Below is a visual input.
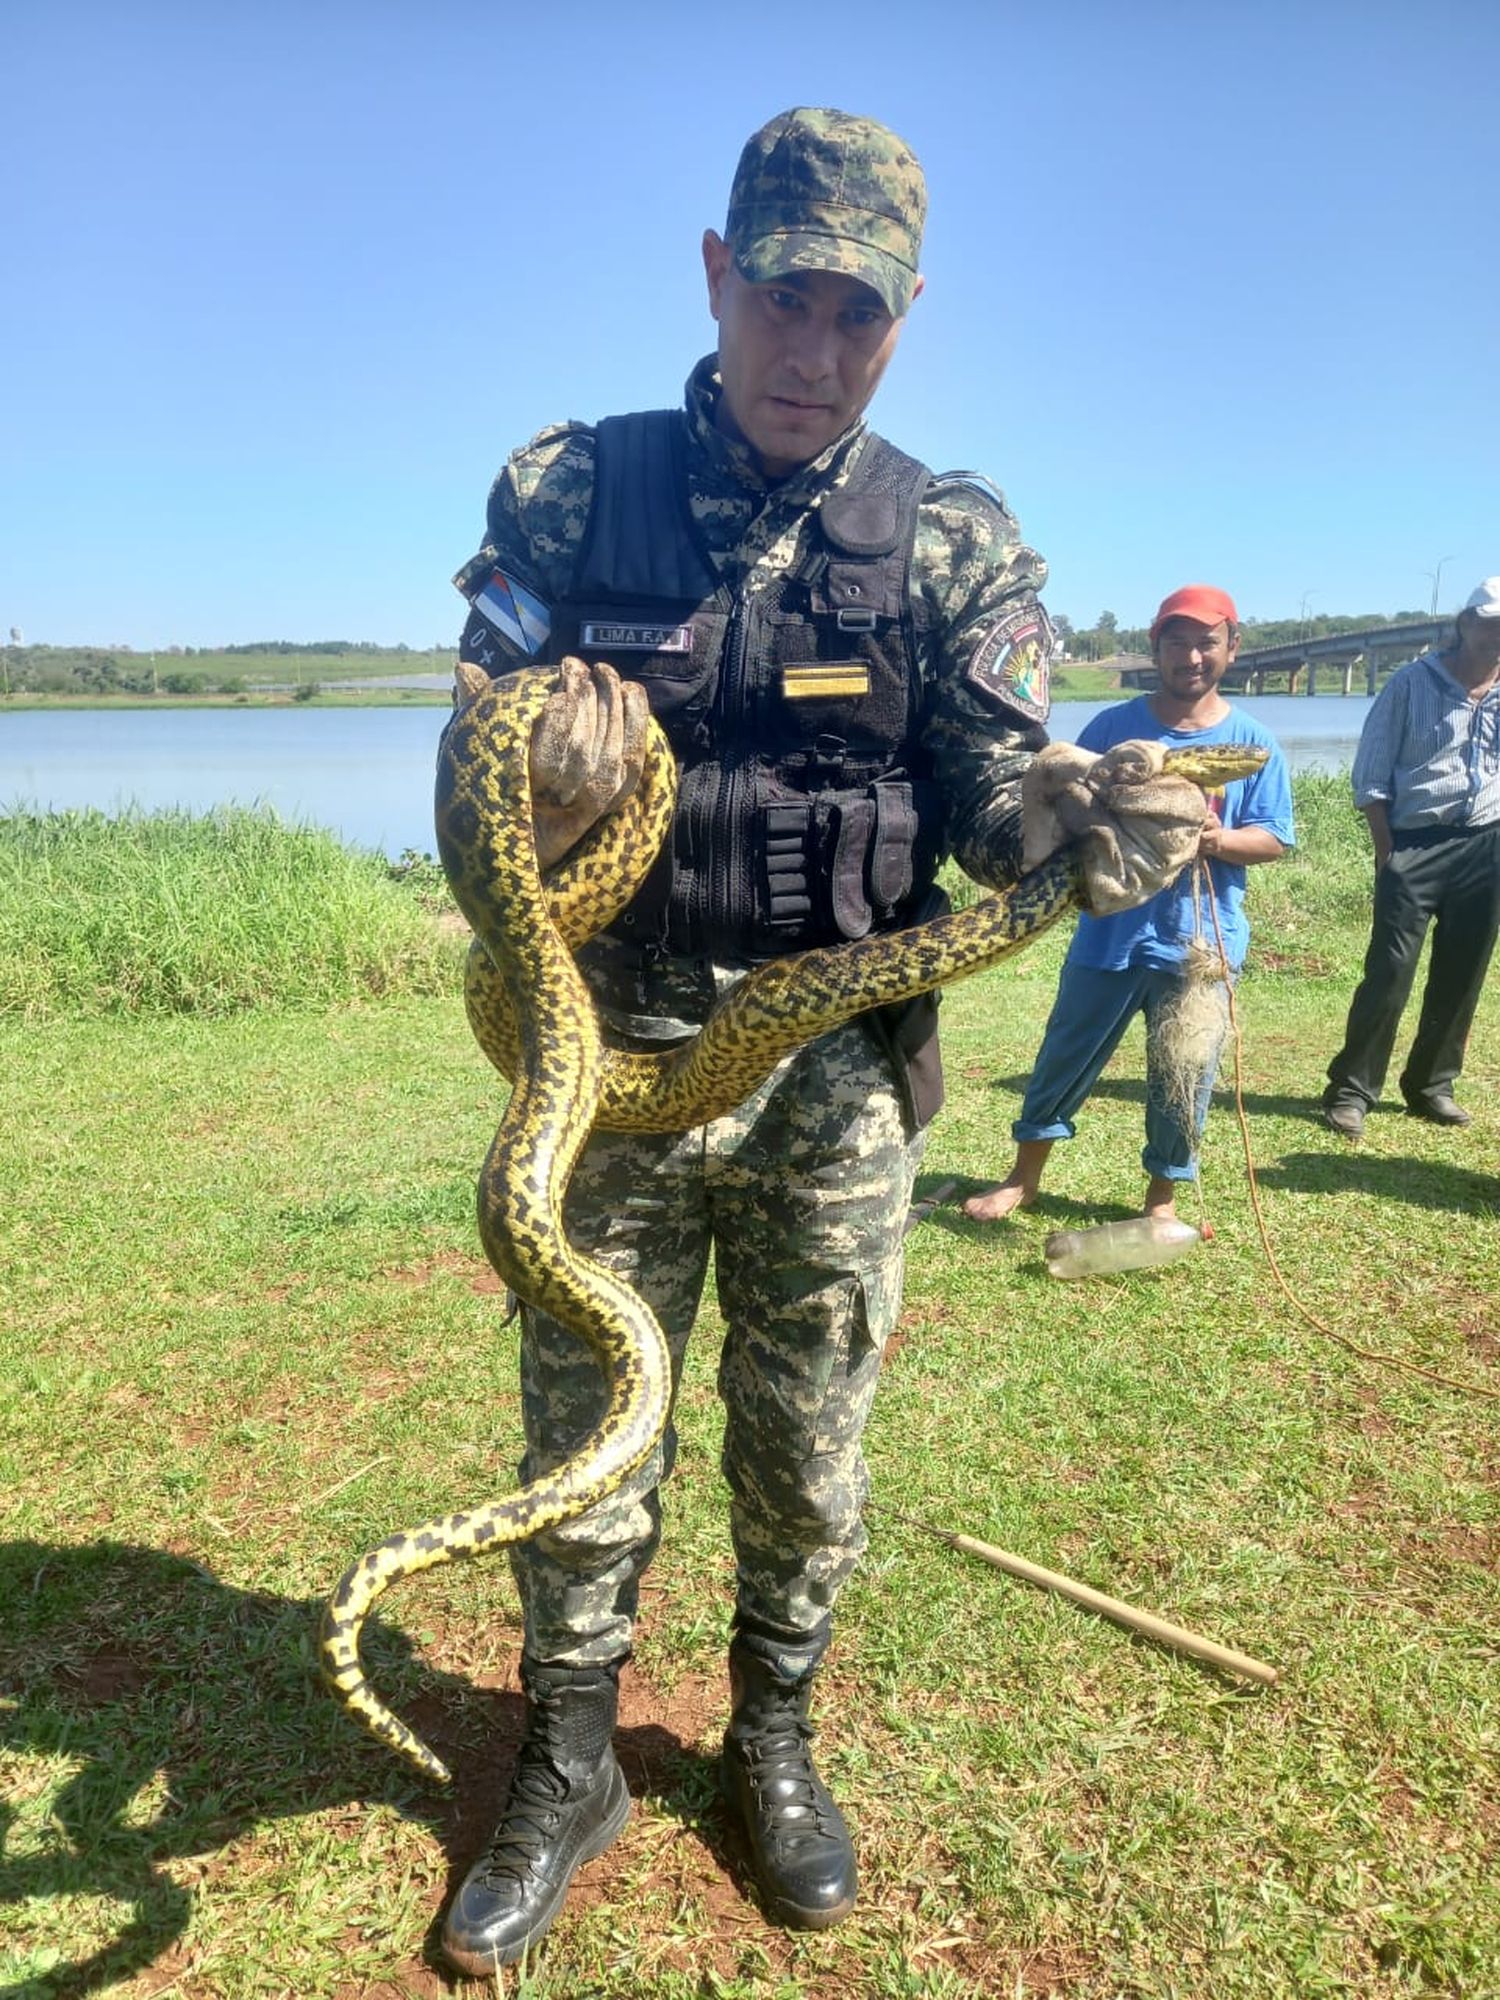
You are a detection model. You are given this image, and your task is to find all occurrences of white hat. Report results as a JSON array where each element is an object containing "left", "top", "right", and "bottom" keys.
[{"left": 1462, "top": 577, "right": 1500, "bottom": 619}]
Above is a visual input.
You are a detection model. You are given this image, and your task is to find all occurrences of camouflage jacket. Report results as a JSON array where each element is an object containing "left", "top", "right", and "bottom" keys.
[
  {"left": 454, "top": 355, "right": 1051, "bottom": 891},
  {"left": 452, "top": 358, "right": 1048, "bottom": 892}
]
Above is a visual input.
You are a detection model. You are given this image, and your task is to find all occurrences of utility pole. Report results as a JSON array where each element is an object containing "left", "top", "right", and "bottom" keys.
[{"left": 1426, "top": 557, "right": 1454, "bottom": 620}]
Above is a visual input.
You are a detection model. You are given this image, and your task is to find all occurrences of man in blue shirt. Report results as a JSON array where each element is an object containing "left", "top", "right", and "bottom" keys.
[
  {"left": 1322, "top": 577, "right": 1500, "bottom": 1139},
  {"left": 965, "top": 584, "right": 1294, "bottom": 1223}
]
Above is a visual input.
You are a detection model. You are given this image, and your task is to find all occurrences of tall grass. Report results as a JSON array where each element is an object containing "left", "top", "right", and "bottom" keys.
[
  {"left": 4, "top": 780, "right": 1370, "bottom": 1019},
  {"left": 0, "top": 806, "right": 463, "bottom": 1017}
]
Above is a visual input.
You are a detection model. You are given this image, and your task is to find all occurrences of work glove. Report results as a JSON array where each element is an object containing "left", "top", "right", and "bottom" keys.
[
  {"left": 528, "top": 657, "right": 651, "bottom": 872},
  {"left": 1021, "top": 739, "right": 1209, "bottom": 916}
]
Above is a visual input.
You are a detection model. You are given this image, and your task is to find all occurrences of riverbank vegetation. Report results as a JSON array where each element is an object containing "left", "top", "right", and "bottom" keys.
[
  {"left": 3, "top": 789, "right": 1495, "bottom": 1998},
  {"left": 0, "top": 643, "right": 455, "bottom": 706},
  {"left": 0, "top": 807, "right": 460, "bottom": 1016}
]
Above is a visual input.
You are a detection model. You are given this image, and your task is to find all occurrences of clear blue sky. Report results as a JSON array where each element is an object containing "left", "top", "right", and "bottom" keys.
[{"left": 4, "top": 0, "right": 1495, "bottom": 651}]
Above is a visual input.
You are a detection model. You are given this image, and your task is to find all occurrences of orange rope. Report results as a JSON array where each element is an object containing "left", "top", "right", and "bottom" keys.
[{"left": 1195, "top": 860, "right": 1495, "bottom": 1402}]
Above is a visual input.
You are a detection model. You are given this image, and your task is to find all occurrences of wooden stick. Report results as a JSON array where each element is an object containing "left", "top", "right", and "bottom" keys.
[
  {"left": 903, "top": 1177, "right": 962, "bottom": 1236},
  {"left": 888, "top": 1511, "right": 1279, "bottom": 1687},
  {"left": 297, "top": 1454, "right": 393, "bottom": 1514}
]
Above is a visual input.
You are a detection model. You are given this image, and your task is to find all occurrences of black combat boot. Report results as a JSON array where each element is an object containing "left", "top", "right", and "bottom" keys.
[
  {"left": 722, "top": 1620, "right": 857, "bottom": 1929},
  {"left": 441, "top": 1657, "right": 630, "bottom": 1976}
]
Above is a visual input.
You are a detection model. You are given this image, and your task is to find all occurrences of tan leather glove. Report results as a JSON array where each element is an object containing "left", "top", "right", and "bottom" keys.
[
  {"left": 1021, "top": 739, "right": 1210, "bottom": 915},
  {"left": 528, "top": 657, "right": 651, "bottom": 872}
]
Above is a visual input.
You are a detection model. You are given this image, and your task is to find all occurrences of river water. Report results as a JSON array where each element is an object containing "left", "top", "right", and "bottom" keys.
[{"left": 1, "top": 694, "right": 1367, "bottom": 860}]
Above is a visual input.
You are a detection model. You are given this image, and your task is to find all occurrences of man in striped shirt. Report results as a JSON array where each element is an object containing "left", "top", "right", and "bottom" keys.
[{"left": 1323, "top": 577, "right": 1500, "bottom": 1139}]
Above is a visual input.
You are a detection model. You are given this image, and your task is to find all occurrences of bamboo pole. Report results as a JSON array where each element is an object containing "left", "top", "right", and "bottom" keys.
[{"left": 888, "top": 1511, "right": 1279, "bottom": 1688}]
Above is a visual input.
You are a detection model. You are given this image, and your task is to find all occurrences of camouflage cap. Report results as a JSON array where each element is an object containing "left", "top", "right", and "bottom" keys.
[{"left": 724, "top": 107, "right": 926, "bottom": 317}]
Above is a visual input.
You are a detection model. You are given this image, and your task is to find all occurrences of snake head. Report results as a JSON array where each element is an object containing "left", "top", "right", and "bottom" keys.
[
  {"left": 453, "top": 660, "right": 493, "bottom": 710},
  {"left": 1159, "top": 743, "right": 1270, "bottom": 789}
]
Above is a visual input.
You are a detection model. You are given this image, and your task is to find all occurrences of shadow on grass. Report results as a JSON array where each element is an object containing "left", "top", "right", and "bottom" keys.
[
  {"left": 906, "top": 1170, "right": 1162, "bottom": 1242},
  {"left": 980, "top": 1070, "right": 1332, "bottom": 1123},
  {"left": 0, "top": 1539, "right": 718, "bottom": 1997},
  {"left": 1251, "top": 1150, "right": 1500, "bottom": 1213},
  {"left": 963, "top": 1080, "right": 1498, "bottom": 1214}
]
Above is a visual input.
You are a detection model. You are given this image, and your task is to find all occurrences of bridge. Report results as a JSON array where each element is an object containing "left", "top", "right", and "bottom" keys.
[{"left": 1118, "top": 619, "right": 1448, "bottom": 697}]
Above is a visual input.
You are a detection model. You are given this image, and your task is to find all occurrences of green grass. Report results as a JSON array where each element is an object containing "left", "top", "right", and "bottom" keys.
[
  {"left": 1, "top": 799, "right": 1496, "bottom": 1998},
  {"left": 0, "top": 807, "right": 463, "bottom": 1016}
]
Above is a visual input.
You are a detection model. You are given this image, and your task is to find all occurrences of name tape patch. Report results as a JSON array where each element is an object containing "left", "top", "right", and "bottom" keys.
[{"left": 580, "top": 621, "right": 694, "bottom": 654}]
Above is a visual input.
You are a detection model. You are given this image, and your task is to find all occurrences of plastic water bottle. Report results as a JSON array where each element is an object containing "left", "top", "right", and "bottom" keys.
[{"left": 1044, "top": 1216, "right": 1203, "bottom": 1280}]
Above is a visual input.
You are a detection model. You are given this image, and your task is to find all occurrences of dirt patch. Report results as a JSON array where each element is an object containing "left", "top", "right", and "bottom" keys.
[
  {"left": 383, "top": 1250, "right": 506, "bottom": 1297},
  {"left": 1401, "top": 1520, "right": 1499, "bottom": 1570},
  {"left": 1354, "top": 1387, "right": 1396, "bottom": 1441},
  {"left": 1461, "top": 1316, "right": 1498, "bottom": 1365},
  {"left": 329, "top": 1984, "right": 449, "bottom": 2000},
  {"left": 54, "top": 1644, "right": 153, "bottom": 1703},
  {"left": 1331, "top": 1483, "right": 1385, "bottom": 1521}
]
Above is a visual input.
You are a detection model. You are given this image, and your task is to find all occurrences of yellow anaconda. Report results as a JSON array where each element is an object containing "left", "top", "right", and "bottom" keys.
[{"left": 319, "top": 662, "right": 1267, "bottom": 1784}]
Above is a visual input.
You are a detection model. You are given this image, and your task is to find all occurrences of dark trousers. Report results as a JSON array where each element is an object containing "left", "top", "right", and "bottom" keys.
[{"left": 1326, "top": 823, "right": 1500, "bottom": 1109}]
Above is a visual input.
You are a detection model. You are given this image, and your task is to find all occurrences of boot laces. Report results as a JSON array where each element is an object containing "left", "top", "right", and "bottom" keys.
[
  {"left": 744, "top": 1712, "right": 838, "bottom": 1846},
  {"left": 472, "top": 1744, "right": 571, "bottom": 1885}
]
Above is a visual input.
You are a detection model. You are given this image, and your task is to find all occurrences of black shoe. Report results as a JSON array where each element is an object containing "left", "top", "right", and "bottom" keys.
[
  {"left": 722, "top": 1622, "right": 857, "bottom": 1930},
  {"left": 441, "top": 1659, "right": 630, "bottom": 1976},
  {"left": 1403, "top": 1092, "right": 1471, "bottom": 1127},
  {"left": 1323, "top": 1099, "right": 1365, "bottom": 1140}
]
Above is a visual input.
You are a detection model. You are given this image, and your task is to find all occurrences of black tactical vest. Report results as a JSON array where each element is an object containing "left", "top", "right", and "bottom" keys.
[{"left": 547, "top": 410, "right": 946, "bottom": 966}]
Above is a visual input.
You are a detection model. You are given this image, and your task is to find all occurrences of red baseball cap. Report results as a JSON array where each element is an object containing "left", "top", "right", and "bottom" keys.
[{"left": 1150, "top": 584, "right": 1239, "bottom": 642}]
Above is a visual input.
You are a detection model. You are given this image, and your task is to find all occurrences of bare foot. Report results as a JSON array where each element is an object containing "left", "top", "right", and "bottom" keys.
[
  {"left": 962, "top": 1180, "right": 1036, "bottom": 1222},
  {"left": 1142, "top": 1176, "right": 1179, "bottom": 1223}
]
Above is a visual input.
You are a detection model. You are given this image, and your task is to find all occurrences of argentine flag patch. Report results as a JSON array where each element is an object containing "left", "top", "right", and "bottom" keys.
[{"left": 473, "top": 566, "right": 551, "bottom": 657}]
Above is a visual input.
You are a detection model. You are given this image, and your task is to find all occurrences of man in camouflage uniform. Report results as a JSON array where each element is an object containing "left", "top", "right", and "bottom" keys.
[{"left": 440, "top": 107, "right": 1059, "bottom": 1974}]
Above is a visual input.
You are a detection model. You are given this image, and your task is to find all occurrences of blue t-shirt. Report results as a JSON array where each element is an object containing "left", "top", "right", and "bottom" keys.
[{"left": 1064, "top": 698, "right": 1294, "bottom": 974}]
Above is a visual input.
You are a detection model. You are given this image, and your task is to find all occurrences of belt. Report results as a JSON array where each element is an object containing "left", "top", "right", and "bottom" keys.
[{"left": 1390, "top": 820, "right": 1498, "bottom": 850}]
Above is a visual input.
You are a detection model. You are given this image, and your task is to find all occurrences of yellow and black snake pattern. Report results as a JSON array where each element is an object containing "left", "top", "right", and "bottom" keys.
[{"left": 319, "top": 662, "right": 1267, "bottom": 1784}]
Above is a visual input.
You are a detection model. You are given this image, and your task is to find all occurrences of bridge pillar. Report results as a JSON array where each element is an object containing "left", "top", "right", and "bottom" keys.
[
  {"left": 1306, "top": 659, "right": 1316, "bottom": 696},
  {"left": 1288, "top": 663, "right": 1303, "bottom": 696},
  {"left": 1341, "top": 659, "right": 1354, "bottom": 696}
]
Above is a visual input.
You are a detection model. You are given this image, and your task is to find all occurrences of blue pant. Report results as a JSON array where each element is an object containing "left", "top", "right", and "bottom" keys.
[{"left": 1014, "top": 963, "right": 1230, "bottom": 1182}]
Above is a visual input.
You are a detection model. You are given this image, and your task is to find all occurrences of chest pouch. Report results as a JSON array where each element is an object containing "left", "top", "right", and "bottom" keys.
[{"left": 763, "top": 480, "right": 917, "bottom": 760}]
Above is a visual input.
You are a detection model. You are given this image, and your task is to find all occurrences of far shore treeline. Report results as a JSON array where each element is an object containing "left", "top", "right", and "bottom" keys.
[
  {"left": 0, "top": 642, "right": 457, "bottom": 702},
  {"left": 0, "top": 608, "right": 1440, "bottom": 704}
]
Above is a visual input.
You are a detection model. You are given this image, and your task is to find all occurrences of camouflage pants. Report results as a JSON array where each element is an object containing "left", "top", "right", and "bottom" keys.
[{"left": 507, "top": 1008, "right": 923, "bottom": 1667}]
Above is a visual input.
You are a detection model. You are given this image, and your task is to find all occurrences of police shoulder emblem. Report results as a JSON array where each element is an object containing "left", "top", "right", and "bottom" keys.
[{"left": 965, "top": 601, "right": 1053, "bottom": 722}]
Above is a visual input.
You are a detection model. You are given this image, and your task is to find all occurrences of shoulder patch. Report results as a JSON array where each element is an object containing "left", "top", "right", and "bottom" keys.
[
  {"left": 467, "top": 565, "right": 551, "bottom": 657},
  {"left": 966, "top": 601, "right": 1054, "bottom": 722}
]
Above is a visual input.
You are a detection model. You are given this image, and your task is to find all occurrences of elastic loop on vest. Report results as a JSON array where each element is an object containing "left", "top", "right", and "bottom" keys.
[{"left": 830, "top": 798, "right": 876, "bottom": 939}]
